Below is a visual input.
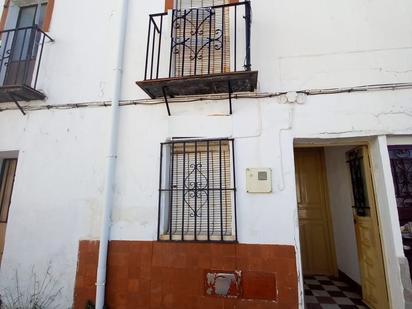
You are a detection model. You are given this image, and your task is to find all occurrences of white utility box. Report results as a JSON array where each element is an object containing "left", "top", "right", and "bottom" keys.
[{"left": 246, "top": 168, "right": 272, "bottom": 193}]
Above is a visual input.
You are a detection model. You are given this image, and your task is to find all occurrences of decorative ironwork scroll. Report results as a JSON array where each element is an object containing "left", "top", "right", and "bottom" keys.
[{"left": 171, "top": 7, "right": 226, "bottom": 76}]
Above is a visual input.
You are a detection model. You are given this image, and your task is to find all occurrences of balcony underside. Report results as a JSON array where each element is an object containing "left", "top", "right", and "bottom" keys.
[
  {"left": 0, "top": 85, "right": 45, "bottom": 103},
  {"left": 136, "top": 71, "right": 258, "bottom": 99}
]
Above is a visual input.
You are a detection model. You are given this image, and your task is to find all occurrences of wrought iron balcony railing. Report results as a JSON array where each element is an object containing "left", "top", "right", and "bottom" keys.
[
  {"left": 0, "top": 25, "right": 53, "bottom": 110},
  {"left": 137, "top": 1, "right": 258, "bottom": 103}
]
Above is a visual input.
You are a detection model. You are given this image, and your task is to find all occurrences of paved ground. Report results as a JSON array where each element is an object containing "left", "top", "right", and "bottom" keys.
[{"left": 304, "top": 275, "right": 367, "bottom": 309}]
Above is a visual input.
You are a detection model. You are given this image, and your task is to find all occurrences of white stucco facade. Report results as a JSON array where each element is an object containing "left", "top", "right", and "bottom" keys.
[{"left": 0, "top": 0, "right": 411, "bottom": 307}]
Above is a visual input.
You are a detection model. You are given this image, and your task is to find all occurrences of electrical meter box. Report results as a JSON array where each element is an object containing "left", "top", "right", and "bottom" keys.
[{"left": 246, "top": 168, "right": 272, "bottom": 193}]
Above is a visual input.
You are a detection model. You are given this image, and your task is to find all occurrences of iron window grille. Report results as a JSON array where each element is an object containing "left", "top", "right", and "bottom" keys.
[
  {"left": 346, "top": 148, "right": 370, "bottom": 217},
  {"left": 388, "top": 146, "right": 412, "bottom": 208},
  {"left": 158, "top": 138, "right": 237, "bottom": 242}
]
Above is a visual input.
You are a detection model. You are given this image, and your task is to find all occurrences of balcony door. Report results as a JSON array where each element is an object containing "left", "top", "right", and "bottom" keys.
[
  {"left": 172, "top": 0, "right": 230, "bottom": 77},
  {"left": 3, "top": 3, "right": 46, "bottom": 86}
]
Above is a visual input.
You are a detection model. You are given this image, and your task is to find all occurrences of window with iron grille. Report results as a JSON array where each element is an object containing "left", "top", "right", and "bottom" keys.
[
  {"left": 171, "top": 0, "right": 231, "bottom": 77},
  {"left": 158, "top": 139, "right": 237, "bottom": 242},
  {"left": 388, "top": 146, "right": 412, "bottom": 208},
  {"left": 346, "top": 148, "right": 371, "bottom": 217}
]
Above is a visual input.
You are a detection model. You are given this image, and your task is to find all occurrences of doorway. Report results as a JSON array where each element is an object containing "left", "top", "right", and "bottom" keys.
[{"left": 295, "top": 146, "right": 390, "bottom": 309}]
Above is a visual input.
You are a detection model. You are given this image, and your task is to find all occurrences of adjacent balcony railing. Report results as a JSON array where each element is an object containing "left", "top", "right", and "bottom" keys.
[
  {"left": 137, "top": 1, "right": 258, "bottom": 99},
  {"left": 0, "top": 25, "right": 53, "bottom": 104}
]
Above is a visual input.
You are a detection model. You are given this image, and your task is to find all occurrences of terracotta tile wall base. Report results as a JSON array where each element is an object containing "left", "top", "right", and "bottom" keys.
[{"left": 73, "top": 241, "right": 298, "bottom": 309}]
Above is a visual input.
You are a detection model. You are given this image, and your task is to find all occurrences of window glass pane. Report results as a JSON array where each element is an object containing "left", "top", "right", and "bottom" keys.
[
  {"left": 17, "top": 6, "right": 37, "bottom": 28},
  {"left": 17, "top": 4, "right": 47, "bottom": 28}
]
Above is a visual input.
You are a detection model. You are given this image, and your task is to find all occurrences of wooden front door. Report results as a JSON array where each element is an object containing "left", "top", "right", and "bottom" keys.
[
  {"left": 0, "top": 159, "right": 17, "bottom": 265},
  {"left": 346, "top": 146, "right": 389, "bottom": 309},
  {"left": 295, "top": 148, "right": 337, "bottom": 276}
]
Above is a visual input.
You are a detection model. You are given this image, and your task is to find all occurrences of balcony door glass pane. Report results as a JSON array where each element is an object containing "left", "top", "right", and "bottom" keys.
[
  {"left": 13, "top": 4, "right": 46, "bottom": 60},
  {"left": 4, "top": 4, "right": 46, "bottom": 85}
]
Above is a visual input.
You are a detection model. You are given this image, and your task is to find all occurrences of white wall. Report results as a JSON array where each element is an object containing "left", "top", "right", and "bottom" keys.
[
  {"left": 0, "top": 93, "right": 410, "bottom": 307},
  {"left": 0, "top": 0, "right": 410, "bottom": 108},
  {"left": 324, "top": 146, "right": 361, "bottom": 284}
]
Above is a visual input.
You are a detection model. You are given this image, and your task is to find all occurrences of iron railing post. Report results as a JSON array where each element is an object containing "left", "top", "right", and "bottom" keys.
[{"left": 244, "top": 0, "right": 251, "bottom": 71}]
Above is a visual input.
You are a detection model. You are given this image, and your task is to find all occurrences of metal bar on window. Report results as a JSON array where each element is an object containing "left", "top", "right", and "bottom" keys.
[
  {"left": 231, "top": 139, "right": 238, "bottom": 241},
  {"left": 181, "top": 10, "right": 187, "bottom": 78},
  {"left": 156, "top": 15, "right": 164, "bottom": 79},
  {"left": 194, "top": 9, "right": 199, "bottom": 76},
  {"left": 219, "top": 139, "right": 223, "bottom": 240},
  {"left": 157, "top": 144, "right": 164, "bottom": 240},
  {"left": 194, "top": 141, "right": 198, "bottom": 240},
  {"left": 169, "top": 9, "right": 175, "bottom": 78},
  {"left": 181, "top": 142, "right": 186, "bottom": 240},
  {"left": 144, "top": 17, "right": 152, "bottom": 80},
  {"left": 207, "top": 140, "right": 210, "bottom": 241},
  {"left": 234, "top": 5, "right": 237, "bottom": 72},
  {"left": 244, "top": 0, "right": 251, "bottom": 71},
  {"left": 150, "top": 17, "right": 156, "bottom": 80},
  {"left": 207, "top": 9, "right": 212, "bottom": 75},
  {"left": 169, "top": 144, "right": 175, "bottom": 240},
  {"left": 220, "top": 6, "right": 224, "bottom": 73}
]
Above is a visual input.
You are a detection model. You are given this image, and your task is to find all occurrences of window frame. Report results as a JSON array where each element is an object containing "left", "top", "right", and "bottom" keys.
[
  {"left": 157, "top": 138, "right": 238, "bottom": 242},
  {"left": 0, "top": 0, "right": 54, "bottom": 32}
]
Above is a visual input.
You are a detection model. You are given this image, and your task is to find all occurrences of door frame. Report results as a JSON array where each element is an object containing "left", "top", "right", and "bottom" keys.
[
  {"left": 295, "top": 147, "right": 338, "bottom": 277},
  {"left": 293, "top": 138, "right": 395, "bottom": 308}
]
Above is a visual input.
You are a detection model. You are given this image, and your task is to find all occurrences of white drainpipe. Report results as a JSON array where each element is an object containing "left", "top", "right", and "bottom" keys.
[{"left": 95, "top": 0, "right": 129, "bottom": 308}]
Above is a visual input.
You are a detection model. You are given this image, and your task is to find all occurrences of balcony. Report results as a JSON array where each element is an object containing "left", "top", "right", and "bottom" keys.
[
  {"left": 0, "top": 26, "right": 53, "bottom": 111},
  {"left": 136, "top": 1, "right": 257, "bottom": 105}
]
